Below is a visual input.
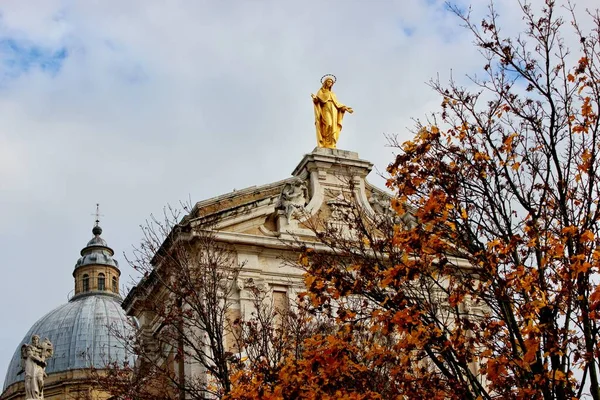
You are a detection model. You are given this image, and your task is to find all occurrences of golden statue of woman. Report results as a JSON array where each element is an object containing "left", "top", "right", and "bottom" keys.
[{"left": 311, "top": 74, "right": 353, "bottom": 149}]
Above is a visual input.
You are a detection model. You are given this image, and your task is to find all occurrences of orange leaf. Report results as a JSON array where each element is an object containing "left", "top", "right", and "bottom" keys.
[{"left": 581, "top": 230, "right": 595, "bottom": 242}]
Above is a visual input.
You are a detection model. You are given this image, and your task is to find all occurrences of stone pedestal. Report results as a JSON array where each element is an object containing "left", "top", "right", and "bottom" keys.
[
  {"left": 275, "top": 147, "right": 375, "bottom": 236},
  {"left": 292, "top": 147, "right": 373, "bottom": 180}
]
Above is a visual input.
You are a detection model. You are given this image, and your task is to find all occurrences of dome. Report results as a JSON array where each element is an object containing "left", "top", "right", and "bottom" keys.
[
  {"left": 86, "top": 236, "right": 108, "bottom": 247},
  {"left": 74, "top": 248, "right": 119, "bottom": 269},
  {"left": 3, "top": 294, "right": 132, "bottom": 391},
  {"left": 74, "top": 225, "right": 119, "bottom": 270}
]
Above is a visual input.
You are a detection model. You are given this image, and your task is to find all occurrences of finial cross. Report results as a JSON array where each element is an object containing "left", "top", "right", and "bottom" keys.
[{"left": 91, "top": 203, "right": 104, "bottom": 226}]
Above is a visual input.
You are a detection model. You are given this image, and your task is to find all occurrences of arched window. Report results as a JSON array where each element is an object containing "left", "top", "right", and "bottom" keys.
[
  {"left": 98, "top": 273, "right": 106, "bottom": 291},
  {"left": 82, "top": 274, "right": 89, "bottom": 292},
  {"left": 112, "top": 277, "right": 118, "bottom": 293}
]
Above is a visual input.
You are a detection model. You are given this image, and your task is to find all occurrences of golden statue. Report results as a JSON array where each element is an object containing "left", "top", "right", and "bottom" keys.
[{"left": 311, "top": 74, "right": 353, "bottom": 149}]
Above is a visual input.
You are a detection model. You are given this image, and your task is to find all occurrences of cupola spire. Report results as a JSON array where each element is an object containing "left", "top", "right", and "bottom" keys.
[
  {"left": 71, "top": 205, "right": 121, "bottom": 301},
  {"left": 91, "top": 203, "right": 104, "bottom": 235}
]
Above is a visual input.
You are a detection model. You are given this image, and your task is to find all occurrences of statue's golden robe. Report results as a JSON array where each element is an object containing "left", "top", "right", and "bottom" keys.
[{"left": 313, "top": 88, "right": 348, "bottom": 149}]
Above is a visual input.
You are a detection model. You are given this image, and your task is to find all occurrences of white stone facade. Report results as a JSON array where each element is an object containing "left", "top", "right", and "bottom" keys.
[{"left": 122, "top": 148, "right": 395, "bottom": 395}]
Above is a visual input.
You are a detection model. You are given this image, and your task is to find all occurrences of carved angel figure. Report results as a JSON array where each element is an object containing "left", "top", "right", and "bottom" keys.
[
  {"left": 21, "top": 335, "right": 53, "bottom": 399},
  {"left": 369, "top": 192, "right": 392, "bottom": 216},
  {"left": 276, "top": 178, "right": 308, "bottom": 221},
  {"left": 369, "top": 192, "right": 418, "bottom": 229}
]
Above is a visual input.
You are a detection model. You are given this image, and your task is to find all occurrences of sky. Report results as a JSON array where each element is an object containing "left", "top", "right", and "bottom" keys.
[{"left": 0, "top": 0, "right": 596, "bottom": 388}]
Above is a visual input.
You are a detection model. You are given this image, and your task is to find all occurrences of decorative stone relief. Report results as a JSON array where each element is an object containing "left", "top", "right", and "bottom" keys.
[
  {"left": 327, "top": 200, "right": 349, "bottom": 222},
  {"left": 369, "top": 192, "right": 418, "bottom": 229},
  {"left": 236, "top": 277, "right": 269, "bottom": 296},
  {"left": 275, "top": 178, "right": 309, "bottom": 222},
  {"left": 326, "top": 195, "right": 354, "bottom": 238},
  {"left": 324, "top": 188, "right": 343, "bottom": 200},
  {"left": 399, "top": 210, "right": 418, "bottom": 229},
  {"left": 369, "top": 192, "right": 392, "bottom": 216},
  {"left": 21, "top": 335, "right": 53, "bottom": 400}
]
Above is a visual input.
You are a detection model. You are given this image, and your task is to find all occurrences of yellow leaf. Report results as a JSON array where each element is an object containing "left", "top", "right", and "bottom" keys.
[
  {"left": 561, "top": 226, "right": 578, "bottom": 236},
  {"left": 474, "top": 152, "right": 490, "bottom": 162},
  {"left": 487, "top": 239, "right": 501, "bottom": 249},
  {"left": 553, "top": 370, "right": 566, "bottom": 381}
]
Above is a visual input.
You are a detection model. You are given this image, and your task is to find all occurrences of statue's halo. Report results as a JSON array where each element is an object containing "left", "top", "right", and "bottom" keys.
[{"left": 321, "top": 74, "right": 337, "bottom": 84}]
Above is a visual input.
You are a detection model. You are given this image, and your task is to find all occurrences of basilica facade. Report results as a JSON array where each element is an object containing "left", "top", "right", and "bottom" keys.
[{"left": 121, "top": 147, "right": 399, "bottom": 395}]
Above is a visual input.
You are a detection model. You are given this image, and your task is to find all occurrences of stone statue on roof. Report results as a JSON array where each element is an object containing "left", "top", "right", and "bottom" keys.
[
  {"left": 21, "top": 335, "right": 53, "bottom": 399},
  {"left": 276, "top": 177, "right": 308, "bottom": 221}
]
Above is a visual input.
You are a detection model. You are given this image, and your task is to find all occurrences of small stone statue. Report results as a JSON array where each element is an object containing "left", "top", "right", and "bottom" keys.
[
  {"left": 369, "top": 192, "right": 392, "bottom": 216},
  {"left": 276, "top": 178, "right": 308, "bottom": 221},
  {"left": 21, "top": 335, "right": 53, "bottom": 399},
  {"left": 369, "top": 192, "right": 418, "bottom": 229},
  {"left": 312, "top": 74, "right": 353, "bottom": 149},
  {"left": 399, "top": 210, "right": 418, "bottom": 229}
]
